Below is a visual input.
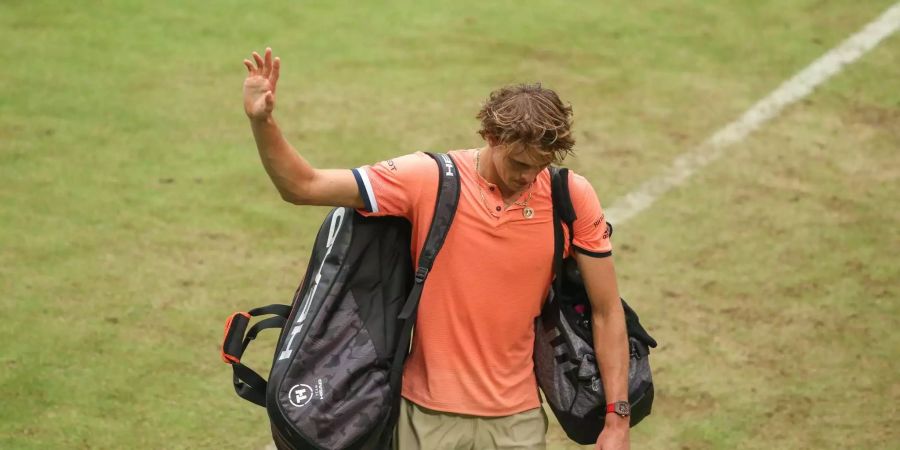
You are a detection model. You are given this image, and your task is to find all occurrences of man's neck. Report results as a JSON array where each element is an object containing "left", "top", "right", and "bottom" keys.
[
  {"left": 477, "top": 146, "right": 519, "bottom": 201},
  {"left": 476, "top": 145, "right": 495, "bottom": 181}
]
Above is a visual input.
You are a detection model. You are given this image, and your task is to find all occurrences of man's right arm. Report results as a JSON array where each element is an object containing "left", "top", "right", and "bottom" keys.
[
  {"left": 244, "top": 48, "right": 363, "bottom": 209},
  {"left": 249, "top": 116, "right": 363, "bottom": 208}
]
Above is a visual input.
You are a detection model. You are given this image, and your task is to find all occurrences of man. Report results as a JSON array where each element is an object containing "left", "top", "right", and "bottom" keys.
[{"left": 242, "top": 48, "right": 631, "bottom": 450}]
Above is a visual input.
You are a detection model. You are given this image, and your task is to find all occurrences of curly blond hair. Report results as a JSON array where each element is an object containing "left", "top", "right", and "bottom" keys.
[{"left": 476, "top": 83, "right": 575, "bottom": 164}]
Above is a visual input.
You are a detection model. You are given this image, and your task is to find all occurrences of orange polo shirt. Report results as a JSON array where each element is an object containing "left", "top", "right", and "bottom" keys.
[{"left": 351, "top": 149, "right": 612, "bottom": 416}]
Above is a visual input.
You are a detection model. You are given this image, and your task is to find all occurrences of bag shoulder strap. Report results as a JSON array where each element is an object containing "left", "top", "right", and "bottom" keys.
[
  {"left": 412, "top": 152, "right": 461, "bottom": 285},
  {"left": 389, "top": 151, "right": 460, "bottom": 391},
  {"left": 549, "top": 167, "right": 566, "bottom": 295},
  {"left": 384, "top": 152, "right": 460, "bottom": 446},
  {"left": 550, "top": 166, "right": 577, "bottom": 230},
  {"left": 550, "top": 167, "right": 614, "bottom": 251}
]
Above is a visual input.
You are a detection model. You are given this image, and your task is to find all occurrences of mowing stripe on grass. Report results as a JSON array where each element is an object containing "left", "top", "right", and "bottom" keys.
[{"left": 605, "top": 2, "right": 900, "bottom": 225}]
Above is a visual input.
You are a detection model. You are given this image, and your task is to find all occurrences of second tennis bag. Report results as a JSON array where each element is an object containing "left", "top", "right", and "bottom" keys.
[{"left": 533, "top": 167, "right": 658, "bottom": 445}]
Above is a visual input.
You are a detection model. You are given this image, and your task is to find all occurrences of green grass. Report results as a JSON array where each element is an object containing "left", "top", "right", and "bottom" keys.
[{"left": 2, "top": 0, "right": 898, "bottom": 448}]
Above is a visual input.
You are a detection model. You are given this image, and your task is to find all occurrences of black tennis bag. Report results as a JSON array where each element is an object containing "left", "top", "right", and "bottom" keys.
[
  {"left": 533, "top": 167, "right": 658, "bottom": 445},
  {"left": 220, "top": 153, "right": 460, "bottom": 450}
]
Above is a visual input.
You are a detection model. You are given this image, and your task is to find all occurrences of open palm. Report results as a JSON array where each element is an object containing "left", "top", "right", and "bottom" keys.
[{"left": 243, "top": 48, "right": 280, "bottom": 121}]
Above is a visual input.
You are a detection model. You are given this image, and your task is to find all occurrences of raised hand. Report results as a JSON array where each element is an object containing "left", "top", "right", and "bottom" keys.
[{"left": 243, "top": 47, "right": 281, "bottom": 121}]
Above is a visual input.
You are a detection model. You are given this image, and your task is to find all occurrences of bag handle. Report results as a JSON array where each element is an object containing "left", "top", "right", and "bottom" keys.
[{"left": 220, "top": 304, "right": 291, "bottom": 407}]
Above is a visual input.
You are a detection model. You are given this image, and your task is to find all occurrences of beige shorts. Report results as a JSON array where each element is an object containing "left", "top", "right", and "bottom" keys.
[{"left": 394, "top": 397, "right": 548, "bottom": 450}]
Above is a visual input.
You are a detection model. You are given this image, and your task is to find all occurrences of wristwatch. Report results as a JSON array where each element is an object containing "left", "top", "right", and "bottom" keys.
[{"left": 606, "top": 401, "right": 630, "bottom": 417}]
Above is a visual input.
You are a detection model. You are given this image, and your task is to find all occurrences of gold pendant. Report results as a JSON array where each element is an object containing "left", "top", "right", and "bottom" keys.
[{"left": 523, "top": 207, "right": 534, "bottom": 219}]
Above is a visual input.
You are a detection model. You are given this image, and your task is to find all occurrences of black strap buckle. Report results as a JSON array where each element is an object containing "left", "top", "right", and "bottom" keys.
[{"left": 414, "top": 267, "right": 429, "bottom": 283}]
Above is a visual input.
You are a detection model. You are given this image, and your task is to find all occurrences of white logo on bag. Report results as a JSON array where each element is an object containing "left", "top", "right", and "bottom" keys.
[
  {"left": 439, "top": 154, "right": 455, "bottom": 177},
  {"left": 286, "top": 379, "right": 326, "bottom": 408},
  {"left": 278, "top": 209, "right": 346, "bottom": 361},
  {"left": 288, "top": 384, "right": 314, "bottom": 407}
]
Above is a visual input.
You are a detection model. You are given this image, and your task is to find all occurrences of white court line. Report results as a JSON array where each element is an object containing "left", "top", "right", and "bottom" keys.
[
  {"left": 261, "top": 4, "right": 900, "bottom": 450},
  {"left": 605, "top": 2, "right": 900, "bottom": 225}
]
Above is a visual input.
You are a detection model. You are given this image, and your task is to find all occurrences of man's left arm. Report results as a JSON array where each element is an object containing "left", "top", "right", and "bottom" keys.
[{"left": 574, "top": 252, "right": 630, "bottom": 450}]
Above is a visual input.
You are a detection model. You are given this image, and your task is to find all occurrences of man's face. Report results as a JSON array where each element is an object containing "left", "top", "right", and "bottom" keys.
[{"left": 491, "top": 144, "right": 553, "bottom": 195}]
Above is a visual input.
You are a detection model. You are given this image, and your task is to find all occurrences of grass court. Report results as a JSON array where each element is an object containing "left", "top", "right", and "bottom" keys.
[{"left": 2, "top": 1, "right": 898, "bottom": 448}]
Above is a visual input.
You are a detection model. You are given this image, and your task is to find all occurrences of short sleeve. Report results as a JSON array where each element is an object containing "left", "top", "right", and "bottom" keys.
[
  {"left": 352, "top": 152, "right": 435, "bottom": 219},
  {"left": 567, "top": 172, "right": 613, "bottom": 258}
]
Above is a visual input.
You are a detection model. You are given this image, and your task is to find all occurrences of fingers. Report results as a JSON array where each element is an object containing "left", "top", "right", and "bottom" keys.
[
  {"left": 246, "top": 48, "right": 277, "bottom": 78},
  {"left": 252, "top": 51, "right": 265, "bottom": 75},
  {"left": 271, "top": 57, "right": 281, "bottom": 92}
]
